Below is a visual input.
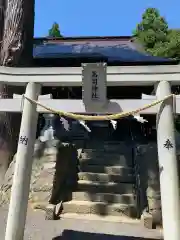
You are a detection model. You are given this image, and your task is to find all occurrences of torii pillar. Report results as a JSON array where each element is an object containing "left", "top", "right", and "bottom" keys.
[
  {"left": 5, "top": 82, "right": 41, "bottom": 240},
  {"left": 156, "top": 81, "right": 180, "bottom": 240}
]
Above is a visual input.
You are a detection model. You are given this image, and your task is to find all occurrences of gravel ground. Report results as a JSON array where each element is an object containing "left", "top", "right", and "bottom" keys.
[{"left": 0, "top": 207, "right": 163, "bottom": 240}]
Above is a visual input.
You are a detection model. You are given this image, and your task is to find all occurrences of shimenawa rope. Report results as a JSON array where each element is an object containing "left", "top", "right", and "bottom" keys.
[{"left": 23, "top": 94, "right": 174, "bottom": 121}]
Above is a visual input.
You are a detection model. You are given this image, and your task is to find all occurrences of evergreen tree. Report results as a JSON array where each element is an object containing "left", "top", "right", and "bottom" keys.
[
  {"left": 48, "top": 22, "right": 62, "bottom": 38},
  {"left": 134, "top": 8, "right": 180, "bottom": 59},
  {"left": 134, "top": 8, "right": 168, "bottom": 56}
]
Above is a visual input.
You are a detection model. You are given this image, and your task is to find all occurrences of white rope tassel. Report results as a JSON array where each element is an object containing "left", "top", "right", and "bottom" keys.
[
  {"left": 79, "top": 120, "right": 91, "bottom": 132},
  {"left": 133, "top": 114, "right": 148, "bottom": 123},
  {"left": 110, "top": 120, "right": 117, "bottom": 130},
  {"left": 60, "top": 117, "right": 70, "bottom": 131}
]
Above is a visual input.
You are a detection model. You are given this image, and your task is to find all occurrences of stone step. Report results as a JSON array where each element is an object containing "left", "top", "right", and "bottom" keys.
[
  {"left": 71, "top": 136, "right": 86, "bottom": 140},
  {"left": 78, "top": 172, "right": 135, "bottom": 183},
  {"left": 83, "top": 146, "right": 131, "bottom": 154},
  {"left": 60, "top": 213, "right": 139, "bottom": 224},
  {"left": 81, "top": 150, "right": 130, "bottom": 156},
  {"left": 71, "top": 192, "right": 136, "bottom": 204},
  {"left": 104, "top": 147, "right": 132, "bottom": 153},
  {"left": 79, "top": 165, "right": 133, "bottom": 175},
  {"left": 81, "top": 149, "right": 132, "bottom": 159},
  {"left": 62, "top": 200, "right": 137, "bottom": 218},
  {"left": 79, "top": 156, "right": 133, "bottom": 167},
  {"left": 85, "top": 141, "right": 128, "bottom": 147},
  {"left": 104, "top": 141, "right": 128, "bottom": 144},
  {"left": 77, "top": 180, "right": 134, "bottom": 194}
]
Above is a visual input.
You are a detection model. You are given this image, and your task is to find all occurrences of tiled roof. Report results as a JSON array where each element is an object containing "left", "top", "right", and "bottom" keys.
[{"left": 33, "top": 36, "right": 173, "bottom": 63}]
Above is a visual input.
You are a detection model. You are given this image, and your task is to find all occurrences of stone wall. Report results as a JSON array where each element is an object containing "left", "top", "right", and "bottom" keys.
[
  {"left": 135, "top": 130, "right": 180, "bottom": 226},
  {"left": 0, "top": 140, "right": 79, "bottom": 208},
  {"left": 135, "top": 143, "right": 161, "bottom": 225}
]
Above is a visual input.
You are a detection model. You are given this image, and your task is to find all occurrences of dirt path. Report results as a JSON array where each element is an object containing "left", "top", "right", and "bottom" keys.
[{"left": 0, "top": 207, "right": 163, "bottom": 240}]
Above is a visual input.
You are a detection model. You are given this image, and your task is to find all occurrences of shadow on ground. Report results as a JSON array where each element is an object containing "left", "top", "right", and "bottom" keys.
[{"left": 52, "top": 230, "right": 158, "bottom": 240}]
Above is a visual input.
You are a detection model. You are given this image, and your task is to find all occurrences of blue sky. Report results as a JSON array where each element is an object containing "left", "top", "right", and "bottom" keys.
[{"left": 34, "top": 0, "right": 180, "bottom": 37}]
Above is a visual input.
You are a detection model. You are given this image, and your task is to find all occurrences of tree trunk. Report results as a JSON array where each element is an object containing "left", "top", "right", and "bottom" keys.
[
  {"left": 0, "top": 0, "right": 5, "bottom": 45},
  {"left": 0, "top": 0, "right": 35, "bottom": 183},
  {"left": 0, "top": 0, "right": 11, "bottom": 183},
  {"left": 1, "top": 0, "right": 35, "bottom": 66}
]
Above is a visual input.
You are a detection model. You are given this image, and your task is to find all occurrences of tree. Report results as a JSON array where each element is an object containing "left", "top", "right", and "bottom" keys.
[
  {"left": 0, "top": 0, "right": 5, "bottom": 48},
  {"left": 165, "top": 29, "right": 180, "bottom": 59},
  {"left": 134, "top": 8, "right": 169, "bottom": 56},
  {"left": 48, "top": 22, "right": 62, "bottom": 38},
  {"left": 0, "top": 0, "right": 35, "bottom": 182},
  {"left": 1, "top": 0, "right": 35, "bottom": 66},
  {"left": 0, "top": 0, "right": 11, "bottom": 184},
  {"left": 134, "top": 8, "right": 180, "bottom": 59}
]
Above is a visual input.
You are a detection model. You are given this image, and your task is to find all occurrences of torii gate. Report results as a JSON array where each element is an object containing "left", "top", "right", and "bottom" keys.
[{"left": 2, "top": 63, "right": 180, "bottom": 240}]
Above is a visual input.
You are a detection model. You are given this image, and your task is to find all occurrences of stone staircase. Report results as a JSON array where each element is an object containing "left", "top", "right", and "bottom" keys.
[{"left": 62, "top": 141, "right": 138, "bottom": 219}]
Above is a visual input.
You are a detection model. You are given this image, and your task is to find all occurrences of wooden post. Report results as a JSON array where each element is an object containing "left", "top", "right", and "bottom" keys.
[
  {"left": 156, "top": 81, "right": 180, "bottom": 240},
  {"left": 5, "top": 82, "right": 41, "bottom": 240}
]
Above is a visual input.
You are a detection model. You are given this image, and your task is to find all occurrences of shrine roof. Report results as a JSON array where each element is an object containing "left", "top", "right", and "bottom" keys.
[{"left": 33, "top": 36, "right": 177, "bottom": 66}]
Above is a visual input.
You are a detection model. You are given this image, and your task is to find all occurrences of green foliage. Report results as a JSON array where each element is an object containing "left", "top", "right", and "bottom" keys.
[
  {"left": 48, "top": 22, "right": 62, "bottom": 38},
  {"left": 134, "top": 8, "right": 180, "bottom": 59},
  {"left": 165, "top": 29, "right": 180, "bottom": 59}
]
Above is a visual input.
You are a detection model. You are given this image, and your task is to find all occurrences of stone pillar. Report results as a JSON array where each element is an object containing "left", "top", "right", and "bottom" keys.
[
  {"left": 5, "top": 83, "right": 41, "bottom": 240},
  {"left": 156, "top": 81, "right": 180, "bottom": 240}
]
